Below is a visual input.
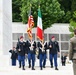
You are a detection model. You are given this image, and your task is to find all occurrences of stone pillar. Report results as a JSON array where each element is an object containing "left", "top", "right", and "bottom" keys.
[
  {"left": 0, "top": 0, "right": 3, "bottom": 55},
  {"left": 0, "top": 0, "right": 12, "bottom": 55}
]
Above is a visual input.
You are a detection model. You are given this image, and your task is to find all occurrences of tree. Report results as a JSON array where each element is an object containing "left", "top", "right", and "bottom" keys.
[
  {"left": 57, "top": 11, "right": 72, "bottom": 23},
  {"left": 58, "top": 0, "right": 72, "bottom": 12},
  {"left": 71, "top": 0, "right": 76, "bottom": 12},
  {"left": 12, "top": 0, "right": 22, "bottom": 22},
  {"left": 58, "top": 0, "right": 72, "bottom": 23},
  {"left": 69, "top": 11, "right": 76, "bottom": 37},
  {"left": 20, "top": 0, "right": 64, "bottom": 30}
]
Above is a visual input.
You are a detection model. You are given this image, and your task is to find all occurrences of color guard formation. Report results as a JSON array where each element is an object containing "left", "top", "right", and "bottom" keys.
[{"left": 9, "top": 35, "right": 60, "bottom": 70}]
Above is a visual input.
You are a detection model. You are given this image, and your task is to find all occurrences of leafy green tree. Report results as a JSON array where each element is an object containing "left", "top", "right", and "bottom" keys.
[
  {"left": 12, "top": 0, "right": 76, "bottom": 26},
  {"left": 58, "top": 0, "right": 72, "bottom": 23},
  {"left": 71, "top": 0, "right": 76, "bottom": 12},
  {"left": 69, "top": 11, "right": 76, "bottom": 37},
  {"left": 12, "top": 0, "right": 22, "bottom": 22},
  {"left": 57, "top": 11, "right": 72, "bottom": 23},
  {"left": 58, "top": 0, "right": 72, "bottom": 12},
  {"left": 20, "top": 0, "right": 64, "bottom": 30}
]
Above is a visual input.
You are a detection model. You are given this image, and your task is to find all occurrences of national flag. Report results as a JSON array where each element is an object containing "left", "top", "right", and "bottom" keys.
[
  {"left": 27, "top": 7, "right": 34, "bottom": 40},
  {"left": 37, "top": 6, "right": 44, "bottom": 41}
]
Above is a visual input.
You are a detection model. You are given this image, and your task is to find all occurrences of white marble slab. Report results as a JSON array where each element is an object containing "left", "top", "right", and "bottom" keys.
[{"left": 0, "top": 0, "right": 12, "bottom": 55}]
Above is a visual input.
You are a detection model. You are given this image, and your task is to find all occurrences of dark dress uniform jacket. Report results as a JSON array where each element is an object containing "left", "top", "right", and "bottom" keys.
[
  {"left": 37, "top": 42, "right": 43, "bottom": 54},
  {"left": 26, "top": 40, "right": 36, "bottom": 54},
  {"left": 25, "top": 40, "right": 31, "bottom": 54},
  {"left": 43, "top": 42, "right": 48, "bottom": 54},
  {"left": 48, "top": 40, "right": 60, "bottom": 54},
  {"left": 31, "top": 41, "right": 36, "bottom": 54},
  {"left": 16, "top": 41, "right": 27, "bottom": 56},
  {"left": 9, "top": 50, "right": 18, "bottom": 59}
]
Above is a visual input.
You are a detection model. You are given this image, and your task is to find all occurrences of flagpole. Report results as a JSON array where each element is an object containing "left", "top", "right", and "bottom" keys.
[
  {"left": 28, "top": 0, "right": 33, "bottom": 44},
  {"left": 38, "top": 0, "right": 40, "bottom": 7},
  {"left": 30, "top": 2, "right": 32, "bottom": 42},
  {"left": 39, "top": 5, "right": 44, "bottom": 51},
  {"left": 38, "top": 4, "right": 44, "bottom": 51}
]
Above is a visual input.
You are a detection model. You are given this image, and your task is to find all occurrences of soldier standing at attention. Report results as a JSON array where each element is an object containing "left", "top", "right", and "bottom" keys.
[
  {"left": 16, "top": 36, "right": 27, "bottom": 70},
  {"left": 48, "top": 36, "right": 60, "bottom": 70},
  {"left": 69, "top": 29, "right": 76, "bottom": 75},
  {"left": 9, "top": 47, "right": 17, "bottom": 66},
  {"left": 61, "top": 53, "right": 67, "bottom": 66}
]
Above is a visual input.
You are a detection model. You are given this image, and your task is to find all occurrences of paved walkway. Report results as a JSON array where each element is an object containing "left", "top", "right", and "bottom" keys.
[
  {"left": 0, "top": 55, "right": 74, "bottom": 75},
  {"left": 0, "top": 64, "right": 74, "bottom": 75}
]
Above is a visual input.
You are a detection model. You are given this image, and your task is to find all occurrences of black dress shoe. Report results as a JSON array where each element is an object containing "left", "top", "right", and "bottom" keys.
[
  {"left": 51, "top": 65, "right": 53, "bottom": 68},
  {"left": 32, "top": 68, "right": 35, "bottom": 70},
  {"left": 22, "top": 65, "right": 25, "bottom": 70},
  {"left": 43, "top": 66, "right": 45, "bottom": 68},
  {"left": 40, "top": 67, "right": 43, "bottom": 70},
  {"left": 19, "top": 65, "right": 21, "bottom": 68},
  {"left": 22, "top": 68, "right": 25, "bottom": 70},
  {"left": 55, "top": 68, "right": 59, "bottom": 70}
]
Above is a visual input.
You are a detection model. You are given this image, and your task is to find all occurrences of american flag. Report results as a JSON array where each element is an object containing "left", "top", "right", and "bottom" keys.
[{"left": 27, "top": 7, "right": 34, "bottom": 40}]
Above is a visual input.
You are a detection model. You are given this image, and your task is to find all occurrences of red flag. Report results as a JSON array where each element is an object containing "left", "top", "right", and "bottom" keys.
[{"left": 27, "top": 8, "right": 34, "bottom": 40}]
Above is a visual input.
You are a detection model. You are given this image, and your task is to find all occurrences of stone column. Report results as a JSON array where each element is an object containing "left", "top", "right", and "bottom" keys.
[{"left": 0, "top": 0, "right": 12, "bottom": 55}]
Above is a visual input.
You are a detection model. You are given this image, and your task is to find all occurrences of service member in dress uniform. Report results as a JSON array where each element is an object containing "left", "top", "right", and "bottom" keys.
[
  {"left": 42, "top": 41, "right": 48, "bottom": 68},
  {"left": 9, "top": 47, "right": 18, "bottom": 66},
  {"left": 26, "top": 40, "right": 31, "bottom": 68},
  {"left": 37, "top": 41, "right": 47, "bottom": 70},
  {"left": 61, "top": 53, "right": 67, "bottom": 66},
  {"left": 48, "top": 36, "right": 60, "bottom": 70},
  {"left": 27, "top": 40, "right": 36, "bottom": 70},
  {"left": 16, "top": 36, "right": 27, "bottom": 70},
  {"left": 69, "top": 29, "right": 76, "bottom": 75}
]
